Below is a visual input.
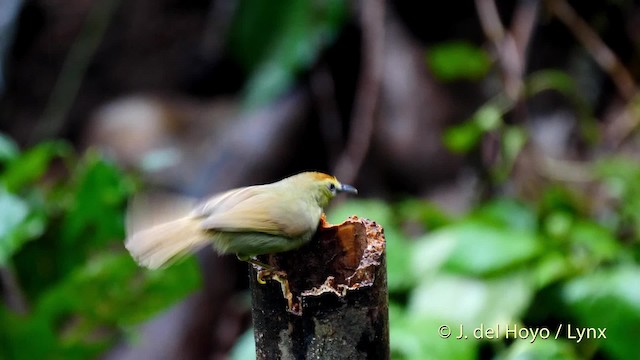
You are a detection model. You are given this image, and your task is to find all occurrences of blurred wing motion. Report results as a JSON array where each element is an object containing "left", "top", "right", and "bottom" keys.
[
  {"left": 125, "top": 192, "right": 206, "bottom": 269},
  {"left": 125, "top": 183, "right": 309, "bottom": 269}
]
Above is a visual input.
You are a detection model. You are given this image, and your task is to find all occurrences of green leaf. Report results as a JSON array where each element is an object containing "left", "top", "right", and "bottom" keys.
[
  {"left": 470, "top": 198, "right": 537, "bottom": 232},
  {"left": 502, "top": 126, "right": 527, "bottom": 164},
  {"left": 443, "top": 121, "right": 483, "bottom": 153},
  {"left": 0, "top": 132, "right": 19, "bottom": 162},
  {"left": 534, "top": 251, "right": 572, "bottom": 288},
  {"left": 0, "top": 190, "right": 28, "bottom": 259},
  {"left": 474, "top": 104, "right": 502, "bottom": 131},
  {"left": 415, "top": 222, "right": 541, "bottom": 276},
  {"left": 408, "top": 273, "right": 534, "bottom": 331},
  {"left": 384, "top": 228, "right": 415, "bottom": 292},
  {"left": 543, "top": 211, "right": 574, "bottom": 240},
  {"left": 390, "top": 303, "right": 477, "bottom": 360},
  {"left": 561, "top": 266, "right": 640, "bottom": 360},
  {"left": 229, "top": 0, "right": 346, "bottom": 109},
  {"left": 443, "top": 102, "right": 507, "bottom": 154},
  {"left": 397, "top": 199, "right": 452, "bottom": 230},
  {"left": 568, "top": 220, "right": 620, "bottom": 264},
  {"left": 0, "top": 189, "right": 45, "bottom": 265},
  {"left": 497, "top": 338, "right": 579, "bottom": 360},
  {"left": 595, "top": 156, "right": 640, "bottom": 237},
  {"left": 426, "top": 41, "right": 492, "bottom": 81},
  {"left": 526, "top": 69, "right": 577, "bottom": 98},
  {"left": 2, "top": 253, "right": 201, "bottom": 359},
  {"left": 1, "top": 141, "right": 70, "bottom": 192},
  {"left": 9, "top": 152, "right": 135, "bottom": 298},
  {"left": 60, "top": 153, "right": 134, "bottom": 250}
]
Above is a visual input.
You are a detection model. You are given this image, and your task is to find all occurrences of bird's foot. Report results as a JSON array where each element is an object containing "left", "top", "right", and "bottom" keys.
[
  {"left": 238, "top": 255, "right": 273, "bottom": 270},
  {"left": 237, "top": 255, "right": 281, "bottom": 284}
]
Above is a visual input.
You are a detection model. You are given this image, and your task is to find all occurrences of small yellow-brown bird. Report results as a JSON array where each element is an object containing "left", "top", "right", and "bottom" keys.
[{"left": 125, "top": 172, "right": 357, "bottom": 269}]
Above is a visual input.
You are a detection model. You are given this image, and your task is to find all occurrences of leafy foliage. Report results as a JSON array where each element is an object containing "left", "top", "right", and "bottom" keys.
[
  {"left": 0, "top": 136, "right": 201, "bottom": 360},
  {"left": 426, "top": 41, "right": 492, "bottom": 81},
  {"left": 228, "top": 0, "right": 346, "bottom": 109}
]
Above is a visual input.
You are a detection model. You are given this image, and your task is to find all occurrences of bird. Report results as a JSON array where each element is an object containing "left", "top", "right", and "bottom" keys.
[{"left": 125, "top": 172, "right": 358, "bottom": 269}]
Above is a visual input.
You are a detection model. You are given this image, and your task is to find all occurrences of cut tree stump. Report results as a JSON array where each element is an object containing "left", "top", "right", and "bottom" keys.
[{"left": 250, "top": 215, "right": 389, "bottom": 360}]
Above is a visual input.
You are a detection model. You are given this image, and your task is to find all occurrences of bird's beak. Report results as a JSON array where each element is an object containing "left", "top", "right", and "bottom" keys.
[{"left": 339, "top": 184, "right": 358, "bottom": 195}]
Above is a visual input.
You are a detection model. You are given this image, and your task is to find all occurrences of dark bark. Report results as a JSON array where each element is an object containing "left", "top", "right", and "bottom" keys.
[{"left": 250, "top": 216, "right": 389, "bottom": 360}]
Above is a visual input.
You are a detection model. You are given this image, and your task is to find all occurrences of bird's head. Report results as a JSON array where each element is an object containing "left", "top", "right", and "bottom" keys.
[{"left": 290, "top": 172, "right": 358, "bottom": 208}]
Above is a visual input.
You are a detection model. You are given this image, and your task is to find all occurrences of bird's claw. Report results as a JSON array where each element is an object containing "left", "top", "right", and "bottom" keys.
[
  {"left": 256, "top": 270, "right": 269, "bottom": 284},
  {"left": 240, "top": 255, "right": 274, "bottom": 271}
]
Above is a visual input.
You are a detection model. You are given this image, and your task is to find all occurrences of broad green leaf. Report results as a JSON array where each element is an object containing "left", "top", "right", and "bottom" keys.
[
  {"left": 0, "top": 140, "right": 70, "bottom": 192},
  {"left": 0, "top": 190, "right": 28, "bottom": 258},
  {"left": 545, "top": 185, "right": 583, "bottom": 208},
  {"left": 61, "top": 154, "right": 134, "bottom": 249},
  {"left": 595, "top": 156, "right": 640, "bottom": 237},
  {"left": 470, "top": 198, "right": 537, "bottom": 232},
  {"left": 497, "top": 338, "right": 579, "bottom": 360},
  {"left": 443, "top": 121, "right": 483, "bottom": 153},
  {"left": 390, "top": 303, "right": 477, "bottom": 360},
  {"left": 568, "top": 220, "right": 620, "bottom": 264},
  {"left": 415, "top": 222, "right": 541, "bottom": 276},
  {"left": 534, "top": 251, "right": 573, "bottom": 288},
  {"left": 384, "top": 227, "right": 415, "bottom": 292},
  {"left": 0, "top": 132, "right": 19, "bottom": 162},
  {"left": 397, "top": 199, "right": 452, "bottom": 230},
  {"left": 229, "top": 0, "right": 346, "bottom": 109},
  {"left": 0, "top": 306, "right": 58, "bottom": 360},
  {"left": 474, "top": 104, "right": 502, "bottom": 131},
  {"left": 526, "top": 69, "right": 577, "bottom": 98},
  {"left": 2, "top": 253, "right": 200, "bottom": 359},
  {"left": 0, "top": 189, "right": 44, "bottom": 265},
  {"left": 11, "top": 153, "right": 135, "bottom": 298},
  {"left": 561, "top": 266, "right": 640, "bottom": 360},
  {"left": 426, "top": 41, "right": 491, "bottom": 81},
  {"left": 502, "top": 126, "right": 527, "bottom": 164},
  {"left": 444, "top": 95, "right": 516, "bottom": 155},
  {"left": 411, "top": 232, "right": 458, "bottom": 279},
  {"left": 408, "top": 273, "right": 534, "bottom": 334},
  {"left": 543, "top": 211, "right": 574, "bottom": 240}
]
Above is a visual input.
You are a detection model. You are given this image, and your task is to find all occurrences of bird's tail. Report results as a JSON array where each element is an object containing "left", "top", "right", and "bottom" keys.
[{"left": 124, "top": 192, "right": 208, "bottom": 269}]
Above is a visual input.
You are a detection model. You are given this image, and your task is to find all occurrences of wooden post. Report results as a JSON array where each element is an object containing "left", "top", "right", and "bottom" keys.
[{"left": 250, "top": 216, "right": 389, "bottom": 360}]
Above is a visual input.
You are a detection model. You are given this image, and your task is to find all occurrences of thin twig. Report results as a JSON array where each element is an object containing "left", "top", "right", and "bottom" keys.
[
  {"left": 546, "top": 0, "right": 640, "bottom": 146},
  {"left": 546, "top": 0, "right": 637, "bottom": 101},
  {"left": 511, "top": 0, "right": 541, "bottom": 60},
  {"left": 475, "top": 0, "right": 505, "bottom": 42},
  {"left": 475, "top": 0, "right": 540, "bottom": 101},
  {"left": 30, "top": 0, "right": 122, "bottom": 144},
  {"left": 507, "top": 0, "right": 541, "bottom": 120},
  {"left": 333, "top": 0, "right": 385, "bottom": 185}
]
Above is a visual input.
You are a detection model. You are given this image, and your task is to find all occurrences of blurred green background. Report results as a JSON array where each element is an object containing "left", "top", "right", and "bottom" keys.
[{"left": 1, "top": 0, "right": 640, "bottom": 359}]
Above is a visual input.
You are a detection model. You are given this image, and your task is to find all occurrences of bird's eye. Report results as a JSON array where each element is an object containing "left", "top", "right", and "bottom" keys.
[{"left": 328, "top": 183, "right": 336, "bottom": 193}]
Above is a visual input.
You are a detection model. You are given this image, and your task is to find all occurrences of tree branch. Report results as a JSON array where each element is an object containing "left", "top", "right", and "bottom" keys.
[
  {"left": 546, "top": 0, "right": 637, "bottom": 101},
  {"left": 250, "top": 216, "right": 388, "bottom": 359}
]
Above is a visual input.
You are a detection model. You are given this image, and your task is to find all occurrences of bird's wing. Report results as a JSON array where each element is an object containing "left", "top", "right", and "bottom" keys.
[{"left": 196, "top": 185, "right": 310, "bottom": 237}]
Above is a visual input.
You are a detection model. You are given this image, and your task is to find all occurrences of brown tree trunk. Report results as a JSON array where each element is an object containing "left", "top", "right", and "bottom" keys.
[{"left": 250, "top": 216, "right": 389, "bottom": 360}]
